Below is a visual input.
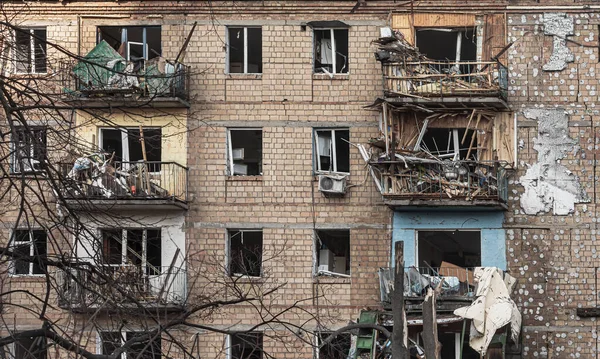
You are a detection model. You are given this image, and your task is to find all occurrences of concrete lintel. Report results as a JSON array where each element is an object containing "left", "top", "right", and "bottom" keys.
[
  {"left": 191, "top": 222, "right": 389, "bottom": 230},
  {"left": 201, "top": 120, "right": 379, "bottom": 128}
]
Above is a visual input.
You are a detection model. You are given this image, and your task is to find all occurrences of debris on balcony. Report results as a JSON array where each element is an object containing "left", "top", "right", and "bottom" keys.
[
  {"left": 373, "top": 30, "right": 507, "bottom": 99},
  {"left": 62, "top": 152, "right": 185, "bottom": 201},
  {"left": 453, "top": 267, "right": 521, "bottom": 356}
]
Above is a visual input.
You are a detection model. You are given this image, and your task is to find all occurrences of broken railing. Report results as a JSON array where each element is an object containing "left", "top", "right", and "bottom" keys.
[
  {"left": 382, "top": 60, "right": 508, "bottom": 99},
  {"left": 60, "top": 161, "right": 188, "bottom": 203},
  {"left": 57, "top": 265, "right": 187, "bottom": 310},
  {"left": 378, "top": 266, "right": 476, "bottom": 303},
  {"left": 373, "top": 160, "right": 508, "bottom": 203}
]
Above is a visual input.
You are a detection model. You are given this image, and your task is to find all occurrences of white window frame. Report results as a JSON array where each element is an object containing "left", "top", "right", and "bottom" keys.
[
  {"left": 97, "top": 330, "right": 160, "bottom": 359},
  {"left": 227, "top": 229, "right": 263, "bottom": 278},
  {"left": 13, "top": 27, "right": 47, "bottom": 74},
  {"left": 99, "top": 228, "right": 160, "bottom": 273},
  {"left": 226, "top": 332, "right": 264, "bottom": 359},
  {"left": 314, "top": 128, "right": 350, "bottom": 175},
  {"left": 98, "top": 127, "right": 162, "bottom": 168},
  {"left": 313, "top": 229, "right": 351, "bottom": 278},
  {"left": 10, "top": 229, "right": 46, "bottom": 277},
  {"left": 313, "top": 28, "right": 348, "bottom": 75},
  {"left": 226, "top": 26, "right": 262, "bottom": 74},
  {"left": 226, "top": 128, "right": 262, "bottom": 176}
]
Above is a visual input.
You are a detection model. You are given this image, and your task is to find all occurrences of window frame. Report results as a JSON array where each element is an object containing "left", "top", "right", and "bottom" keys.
[
  {"left": 96, "top": 26, "right": 162, "bottom": 62},
  {"left": 314, "top": 128, "right": 350, "bottom": 175},
  {"left": 13, "top": 333, "right": 48, "bottom": 359},
  {"left": 226, "top": 26, "right": 262, "bottom": 74},
  {"left": 227, "top": 332, "right": 264, "bottom": 359},
  {"left": 98, "top": 228, "right": 162, "bottom": 274},
  {"left": 10, "top": 229, "right": 47, "bottom": 277},
  {"left": 11, "top": 126, "right": 47, "bottom": 174},
  {"left": 13, "top": 27, "right": 47, "bottom": 75},
  {"left": 313, "top": 28, "right": 349, "bottom": 75},
  {"left": 226, "top": 128, "right": 263, "bottom": 176},
  {"left": 313, "top": 229, "right": 351, "bottom": 277},
  {"left": 98, "top": 127, "right": 162, "bottom": 166},
  {"left": 227, "top": 229, "right": 263, "bottom": 278},
  {"left": 313, "top": 331, "right": 352, "bottom": 359},
  {"left": 97, "top": 330, "right": 161, "bottom": 359}
]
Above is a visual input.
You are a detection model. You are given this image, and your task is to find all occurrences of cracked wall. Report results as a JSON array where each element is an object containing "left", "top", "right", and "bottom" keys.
[
  {"left": 542, "top": 13, "right": 574, "bottom": 71},
  {"left": 519, "top": 108, "right": 588, "bottom": 215}
]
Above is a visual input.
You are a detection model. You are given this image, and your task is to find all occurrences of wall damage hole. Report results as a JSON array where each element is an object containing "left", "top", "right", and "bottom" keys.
[{"left": 315, "top": 229, "right": 350, "bottom": 276}]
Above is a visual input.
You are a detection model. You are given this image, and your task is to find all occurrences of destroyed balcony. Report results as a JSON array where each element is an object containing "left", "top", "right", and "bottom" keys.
[
  {"left": 56, "top": 265, "right": 187, "bottom": 313},
  {"left": 382, "top": 61, "right": 508, "bottom": 110},
  {"left": 59, "top": 41, "right": 190, "bottom": 108},
  {"left": 372, "top": 160, "right": 508, "bottom": 209},
  {"left": 379, "top": 266, "right": 475, "bottom": 312},
  {"left": 59, "top": 161, "right": 188, "bottom": 210}
]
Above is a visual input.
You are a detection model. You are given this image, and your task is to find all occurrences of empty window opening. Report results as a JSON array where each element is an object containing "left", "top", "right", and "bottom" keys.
[
  {"left": 12, "top": 127, "right": 47, "bottom": 173},
  {"left": 315, "top": 230, "right": 350, "bottom": 276},
  {"left": 314, "top": 29, "right": 348, "bottom": 74},
  {"left": 229, "top": 333, "right": 263, "bottom": 359},
  {"left": 315, "top": 129, "right": 350, "bottom": 173},
  {"left": 99, "top": 128, "right": 162, "bottom": 164},
  {"left": 315, "top": 332, "right": 351, "bottom": 359},
  {"left": 229, "top": 230, "right": 263, "bottom": 277},
  {"left": 435, "top": 332, "right": 479, "bottom": 359},
  {"left": 101, "top": 228, "right": 161, "bottom": 275},
  {"left": 12, "top": 230, "right": 47, "bottom": 275},
  {"left": 228, "top": 129, "right": 262, "bottom": 176},
  {"left": 98, "top": 26, "right": 161, "bottom": 64},
  {"left": 420, "top": 128, "right": 476, "bottom": 161},
  {"left": 14, "top": 28, "right": 47, "bottom": 73},
  {"left": 417, "top": 230, "right": 481, "bottom": 269},
  {"left": 14, "top": 335, "right": 47, "bottom": 359},
  {"left": 228, "top": 27, "right": 262, "bottom": 74},
  {"left": 416, "top": 28, "right": 476, "bottom": 74},
  {"left": 99, "top": 331, "right": 161, "bottom": 359}
]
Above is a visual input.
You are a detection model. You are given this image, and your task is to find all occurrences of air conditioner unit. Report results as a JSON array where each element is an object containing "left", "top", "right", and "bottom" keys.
[{"left": 318, "top": 174, "right": 347, "bottom": 195}]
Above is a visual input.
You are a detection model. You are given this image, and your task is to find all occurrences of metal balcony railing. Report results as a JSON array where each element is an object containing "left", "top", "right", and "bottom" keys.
[
  {"left": 382, "top": 60, "right": 508, "bottom": 99},
  {"left": 57, "top": 265, "right": 187, "bottom": 310},
  {"left": 374, "top": 160, "right": 508, "bottom": 203},
  {"left": 60, "top": 161, "right": 188, "bottom": 203},
  {"left": 378, "top": 266, "right": 476, "bottom": 303},
  {"left": 59, "top": 59, "right": 190, "bottom": 102}
]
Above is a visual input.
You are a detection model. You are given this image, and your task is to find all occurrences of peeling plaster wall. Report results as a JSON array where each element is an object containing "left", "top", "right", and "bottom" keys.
[
  {"left": 542, "top": 13, "right": 574, "bottom": 71},
  {"left": 519, "top": 108, "right": 588, "bottom": 215}
]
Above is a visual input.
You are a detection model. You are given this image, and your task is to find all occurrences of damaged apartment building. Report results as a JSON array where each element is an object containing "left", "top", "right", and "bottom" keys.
[{"left": 3, "top": 1, "right": 600, "bottom": 359}]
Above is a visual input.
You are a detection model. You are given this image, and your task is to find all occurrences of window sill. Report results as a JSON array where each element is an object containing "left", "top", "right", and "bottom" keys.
[
  {"left": 226, "top": 73, "right": 262, "bottom": 80},
  {"left": 9, "top": 274, "right": 46, "bottom": 279},
  {"left": 230, "top": 275, "right": 264, "bottom": 284},
  {"left": 313, "top": 276, "right": 351, "bottom": 284},
  {"left": 226, "top": 175, "right": 263, "bottom": 182},
  {"left": 312, "top": 73, "right": 349, "bottom": 81}
]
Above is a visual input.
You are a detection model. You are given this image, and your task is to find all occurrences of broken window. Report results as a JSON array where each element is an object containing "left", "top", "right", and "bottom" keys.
[
  {"left": 314, "top": 29, "right": 348, "bottom": 74},
  {"left": 315, "top": 129, "right": 350, "bottom": 173},
  {"left": 420, "top": 128, "right": 476, "bottom": 161},
  {"left": 229, "top": 332, "right": 263, "bottom": 359},
  {"left": 99, "top": 331, "right": 161, "bottom": 359},
  {"left": 416, "top": 28, "right": 476, "bottom": 74},
  {"left": 315, "top": 230, "right": 350, "bottom": 276},
  {"left": 227, "top": 129, "right": 262, "bottom": 176},
  {"left": 228, "top": 230, "right": 262, "bottom": 277},
  {"left": 14, "top": 28, "right": 47, "bottom": 73},
  {"left": 437, "top": 332, "right": 479, "bottom": 359},
  {"left": 227, "top": 27, "right": 262, "bottom": 74},
  {"left": 11, "top": 229, "right": 47, "bottom": 276},
  {"left": 98, "top": 26, "right": 161, "bottom": 64},
  {"left": 14, "top": 334, "right": 47, "bottom": 359},
  {"left": 101, "top": 228, "right": 162, "bottom": 275},
  {"left": 99, "top": 128, "right": 162, "bottom": 165},
  {"left": 315, "top": 332, "right": 351, "bottom": 359},
  {"left": 417, "top": 230, "right": 481, "bottom": 269},
  {"left": 12, "top": 127, "right": 47, "bottom": 173}
]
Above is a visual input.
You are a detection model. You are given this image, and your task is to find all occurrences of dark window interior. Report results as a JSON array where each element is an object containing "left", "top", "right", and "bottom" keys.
[
  {"left": 230, "top": 129, "right": 262, "bottom": 176},
  {"left": 15, "top": 335, "right": 47, "bottom": 359},
  {"left": 417, "top": 230, "right": 481, "bottom": 269},
  {"left": 15, "top": 28, "right": 47, "bottom": 73},
  {"left": 247, "top": 28, "right": 262, "bottom": 73},
  {"left": 318, "top": 333, "right": 351, "bottom": 359},
  {"left": 126, "top": 332, "right": 161, "bottom": 359},
  {"left": 13, "top": 230, "right": 46, "bottom": 275},
  {"left": 146, "top": 229, "right": 162, "bottom": 275},
  {"left": 33, "top": 29, "right": 47, "bottom": 73},
  {"left": 416, "top": 28, "right": 476, "bottom": 74},
  {"left": 230, "top": 333, "right": 263, "bottom": 359},
  {"left": 98, "top": 26, "right": 161, "bottom": 62},
  {"left": 421, "top": 128, "right": 476, "bottom": 160},
  {"left": 316, "top": 230, "right": 350, "bottom": 275},
  {"left": 100, "top": 332, "right": 123, "bottom": 356},
  {"left": 100, "top": 128, "right": 162, "bottom": 163},
  {"left": 437, "top": 332, "right": 479, "bottom": 359},
  {"left": 316, "top": 129, "right": 350, "bottom": 173},
  {"left": 101, "top": 229, "right": 161, "bottom": 271},
  {"left": 14, "top": 127, "right": 47, "bottom": 172},
  {"left": 229, "top": 230, "right": 263, "bottom": 277},
  {"left": 314, "top": 29, "right": 349, "bottom": 74},
  {"left": 228, "top": 27, "right": 262, "bottom": 74},
  {"left": 102, "top": 229, "right": 123, "bottom": 265}
]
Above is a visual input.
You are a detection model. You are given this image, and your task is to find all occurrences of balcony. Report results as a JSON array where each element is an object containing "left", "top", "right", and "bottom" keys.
[
  {"left": 379, "top": 266, "right": 475, "bottom": 313},
  {"left": 371, "top": 160, "right": 508, "bottom": 209},
  {"left": 60, "top": 160, "right": 188, "bottom": 210},
  {"left": 382, "top": 61, "right": 508, "bottom": 110},
  {"left": 59, "top": 41, "right": 190, "bottom": 108},
  {"left": 57, "top": 265, "right": 186, "bottom": 312}
]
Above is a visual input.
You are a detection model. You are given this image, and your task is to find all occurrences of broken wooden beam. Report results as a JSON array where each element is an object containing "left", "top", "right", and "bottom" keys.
[
  {"left": 392, "top": 241, "right": 409, "bottom": 359},
  {"left": 422, "top": 287, "right": 441, "bottom": 359}
]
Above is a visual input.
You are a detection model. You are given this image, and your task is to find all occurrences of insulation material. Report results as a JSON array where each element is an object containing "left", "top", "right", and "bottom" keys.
[
  {"left": 542, "top": 13, "right": 574, "bottom": 71},
  {"left": 519, "top": 108, "right": 588, "bottom": 215},
  {"left": 453, "top": 267, "right": 521, "bottom": 356}
]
